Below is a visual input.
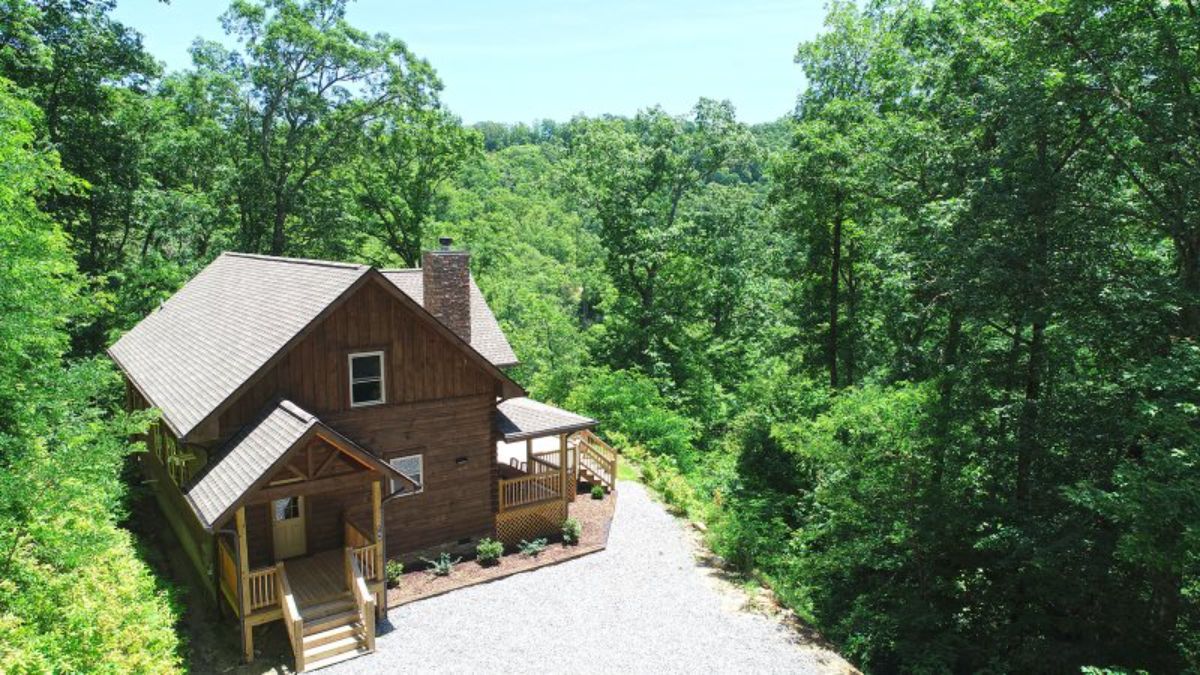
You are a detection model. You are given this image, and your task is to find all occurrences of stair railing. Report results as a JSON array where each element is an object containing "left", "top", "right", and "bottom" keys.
[
  {"left": 345, "top": 547, "right": 376, "bottom": 653},
  {"left": 276, "top": 562, "right": 305, "bottom": 672}
]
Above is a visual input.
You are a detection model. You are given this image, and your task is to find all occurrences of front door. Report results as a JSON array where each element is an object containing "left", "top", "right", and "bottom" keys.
[{"left": 272, "top": 496, "right": 306, "bottom": 560}]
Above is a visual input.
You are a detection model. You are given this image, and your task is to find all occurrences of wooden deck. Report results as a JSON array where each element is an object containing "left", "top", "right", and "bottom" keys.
[{"left": 286, "top": 549, "right": 348, "bottom": 611}]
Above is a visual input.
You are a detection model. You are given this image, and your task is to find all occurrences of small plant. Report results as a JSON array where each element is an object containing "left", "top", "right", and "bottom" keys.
[
  {"left": 591, "top": 485, "right": 605, "bottom": 500},
  {"left": 476, "top": 538, "right": 503, "bottom": 566},
  {"left": 561, "top": 517, "right": 582, "bottom": 545},
  {"left": 519, "top": 538, "right": 548, "bottom": 557},
  {"left": 385, "top": 559, "right": 404, "bottom": 588},
  {"left": 420, "top": 552, "right": 462, "bottom": 577}
]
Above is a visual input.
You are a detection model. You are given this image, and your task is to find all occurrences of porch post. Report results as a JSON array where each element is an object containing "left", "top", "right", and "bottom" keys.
[
  {"left": 236, "top": 507, "right": 253, "bottom": 663},
  {"left": 559, "top": 432, "right": 569, "bottom": 504},
  {"left": 525, "top": 438, "right": 533, "bottom": 472},
  {"left": 372, "top": 479, "right": 385, "bottom": 616}
]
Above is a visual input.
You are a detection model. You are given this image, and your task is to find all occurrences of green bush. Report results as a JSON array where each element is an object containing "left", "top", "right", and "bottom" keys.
[
  {"left": 476, "top": 538, "right": 503, "bottom": 566},
  {"left": 420, "top": 552, "right": 462, "bottom": 577},
  {"left": 564, "top": 367, "right": 697, "bottom": 470},
  {"left": 591, "top": 485, "right": 606, "bottom": 500},
  {"left": 561, "top": 517, "right": 582, "bottom": 544},
  {"left": 519, "top": 538, "right": 548, "bottom": 557},
  {"left": 385, "top": 559, "right": 404, "bottom": 587}
]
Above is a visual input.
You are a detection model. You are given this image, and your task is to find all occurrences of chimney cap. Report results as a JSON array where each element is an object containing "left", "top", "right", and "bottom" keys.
[{"left": 438, "top": 236, "right": 453, "bottom": 251}]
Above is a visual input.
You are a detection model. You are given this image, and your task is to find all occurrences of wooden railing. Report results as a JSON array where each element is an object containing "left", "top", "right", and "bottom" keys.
[
  {"left": 217, "top": 537, "right": 238, "bottom": 614},
  {"left": 246, "top": 565, "right": 279, "bottom": 612},
  {"left": 277, "top": 562, "right": 305, "bottom": 672},
  {"left": 577, "top": 429, "right": 618, "bottom": 491},
  {"left": 343, "top": 519, "right": 381, "bottom": 582},
  {"left": 344, "top": 520, "right": 372, "bottom": 549},
  {"left": 352, "top": 543, "right": 380, "bottom": 581},
  {"left": 499, "top": 471, "right": 562, "bottom": 511},
  {"left": 346, "top": 548, "right": 376, "bottom": 653},
  {"left": 530, "top": 447, "right": 574, "bottom": 475}
]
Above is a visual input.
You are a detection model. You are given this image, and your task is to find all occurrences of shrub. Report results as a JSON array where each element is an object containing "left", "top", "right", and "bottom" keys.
[
  {"left": 591, "top": 485, "right": 606, "bottom": 500},
  {"left": 564, "top": 367, "right": 698, "bottom": 470},
  {"left": 519, "top": 538, "right": 548, "bottom": 557},
  {"left": 476, "top": 538, "right": 503, "bottom": 566},
  {"left": 385, "top": 560, "right": 404, "bottom": 587},
  {"left": 421, "top": 552, "right": 462, "bottom": 576},
  {"left": 562, "top": 517, "right": 582, "bottom": 544}
]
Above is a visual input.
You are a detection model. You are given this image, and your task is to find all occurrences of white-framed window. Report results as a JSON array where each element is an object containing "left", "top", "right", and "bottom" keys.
[
  {"left": 348, "top": 351, "right": 386, "bottom": 407},
  {"left": 389, "top": 454, "right": 423, "bottom": 496}
]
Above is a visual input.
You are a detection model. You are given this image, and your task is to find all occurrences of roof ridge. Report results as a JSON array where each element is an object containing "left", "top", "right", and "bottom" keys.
[
  {"left": 223, "top": 251, "right": 369, "bottom": 271},
  {"left": 379, "top": 267, "right": 422, "bottom": 273},
  {"left": 276, "top": 399, "right": 317, "bottom": 425}
]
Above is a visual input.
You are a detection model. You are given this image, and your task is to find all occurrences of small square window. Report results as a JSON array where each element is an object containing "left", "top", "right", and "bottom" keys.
[
  {"left": 348, "top": 351, "right": 385, "bottom": 407},
  {"left": 273, "top": 497, "right": 301, "bottom": 521},
  {"left": 389, "top": 454, "right": 423, "bottom": 496}
]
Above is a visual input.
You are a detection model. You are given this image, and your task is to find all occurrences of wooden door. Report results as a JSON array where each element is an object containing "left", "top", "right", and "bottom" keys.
[{"left": 271, "top": 496, "right": 306, "bottom": 560}]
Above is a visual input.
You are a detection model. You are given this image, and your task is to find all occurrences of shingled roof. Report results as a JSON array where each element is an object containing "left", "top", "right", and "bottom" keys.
[
  {"left": 496, "top": 397, "right": 597, "bottom": 442},
  {"left": 184, "top": 400, "right": 408, "bottom": 530},
  {"left": 382, "top": 269, "right": 518, "bottom": 367},
  {"left": 108, "top": 252, "right": 521, "bottom": 440}
]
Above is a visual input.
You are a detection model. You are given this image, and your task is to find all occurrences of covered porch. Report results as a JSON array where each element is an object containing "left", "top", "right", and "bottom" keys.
[
  {"left": 493, "top": 398, "right": 617, "bottom": 545},
  {"left": 189, "top": 400, "right": 416, "bottom": 671}
]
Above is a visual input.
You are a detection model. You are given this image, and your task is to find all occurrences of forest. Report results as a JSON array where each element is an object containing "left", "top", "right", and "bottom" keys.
[{"left": 0, "top": 0, "right": 1197, "bottom": 672}]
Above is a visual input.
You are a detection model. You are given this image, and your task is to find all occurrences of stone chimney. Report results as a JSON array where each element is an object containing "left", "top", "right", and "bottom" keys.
[{"left": 422, "top": 237, "right": 471, "bottom": 343}]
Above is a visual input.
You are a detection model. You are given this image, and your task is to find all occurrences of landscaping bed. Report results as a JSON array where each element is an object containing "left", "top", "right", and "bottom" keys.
[{"left": 387, "top": 487, "right": 616, "bottom": 607}]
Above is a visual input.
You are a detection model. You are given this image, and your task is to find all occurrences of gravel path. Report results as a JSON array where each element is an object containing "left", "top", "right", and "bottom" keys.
[{"left": 327, "top": 482, "right": 852, "bottom": 674}]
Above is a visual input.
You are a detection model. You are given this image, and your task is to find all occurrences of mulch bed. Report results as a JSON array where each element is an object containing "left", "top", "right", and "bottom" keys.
[{"left": 387, "top": 487, "right": 617, "bottom": 607}]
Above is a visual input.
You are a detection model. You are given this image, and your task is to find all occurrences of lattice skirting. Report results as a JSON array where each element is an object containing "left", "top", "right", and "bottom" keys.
[{"left": 496, "top": 499, "right": 567, "bottom": 547}]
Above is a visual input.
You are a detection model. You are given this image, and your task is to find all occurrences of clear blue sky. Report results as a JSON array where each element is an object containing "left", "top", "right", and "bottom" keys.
[{"left": 111, "top": 0, "right": 826, "bottom": 124}]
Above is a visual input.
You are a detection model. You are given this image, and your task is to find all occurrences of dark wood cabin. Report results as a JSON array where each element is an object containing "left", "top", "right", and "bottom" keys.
[{"left": 108, "top": 242, "right": 610, "bottom": 671}]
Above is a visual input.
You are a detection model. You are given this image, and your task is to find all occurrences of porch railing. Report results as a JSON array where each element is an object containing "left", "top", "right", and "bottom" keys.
[
  {"left": 246, "top": 565, "right": 278, "bottom": 612},
  {"left": 343, "top": 519, "right": 382, "bottom": 582},
  {"left": 217, "top": 537, "right": 238, "bottom": 614},
  {"left": 499, "top": 471, "right": 562, "bottom": 511}
]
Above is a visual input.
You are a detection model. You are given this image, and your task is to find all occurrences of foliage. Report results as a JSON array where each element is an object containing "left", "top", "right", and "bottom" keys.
[
  {"left": 0, "top": 77, "right": 181, "bottom": 672},
  {"left": 518, "top": 538, "right": 547, "bottom": 557},
  {"left": 590, "top": 485, "right": 605, "bottom": 500},
  {"left": 420, "top": 552, "right": 461, "bottom": 577},
  {"left": 475, "top": 538, "right": 503, "bottom": 566},
  {"left": 561, "top": 517, "right": 581, "bottom": 545},
  {"left": 2, "top": 0, "right": 1199, "bottom": 671},
  {"left": 565, "top": 368, "right": 697, "bottom": 470},
  {"left": 384, "top": 559, "right": 403, "bottom": 587}
]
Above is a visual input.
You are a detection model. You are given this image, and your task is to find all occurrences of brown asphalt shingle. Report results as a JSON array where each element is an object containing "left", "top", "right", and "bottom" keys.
[
  {"left": 382, "top": 269, "right": 518, "bottom": 368},
  {"left": 496, "top": 397, "right": 597, "bottom": 442},
  {"left": 185, "top": 399, "right": 317, "bottom": 529},
  {"left": 108, "top": 253, "right": 369, "bottom": 438}
]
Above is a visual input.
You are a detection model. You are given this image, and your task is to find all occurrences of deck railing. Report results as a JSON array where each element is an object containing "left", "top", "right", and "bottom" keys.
[
  {"left": 530, "top": 447, "right": 575, "bottom": 475},
  {"left": 277, "top": 562, "right": 305, "bottom": 672},
  {"left": 499, "top": 471, "right": 562, "bottom": 511},
  {"left": 246, "top": 565, "right": 278, "bottom": 612},
  {"left": 343, "top": 519, "right": 381, "bottom": 582}
]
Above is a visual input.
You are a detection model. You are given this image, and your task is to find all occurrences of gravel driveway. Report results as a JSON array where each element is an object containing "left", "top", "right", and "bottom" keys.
[{"left": 327, "top": 482, "right": 852, "bottom": 674}]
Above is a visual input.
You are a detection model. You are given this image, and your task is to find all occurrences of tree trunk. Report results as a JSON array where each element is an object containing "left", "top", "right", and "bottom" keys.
[
  {"left": 1178, "top": 230, "right": 1200, "bottom": 338},
  {"left": 271, "top": 198, "right": 287, "bottom": 256},
  {"left": 829, "top": 213, "right": 843, "bottom": 389}
]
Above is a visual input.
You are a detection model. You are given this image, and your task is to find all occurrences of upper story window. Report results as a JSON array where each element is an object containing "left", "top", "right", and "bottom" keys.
[{"left": 348, "top": 351, "right": 386, "bottom": 407}]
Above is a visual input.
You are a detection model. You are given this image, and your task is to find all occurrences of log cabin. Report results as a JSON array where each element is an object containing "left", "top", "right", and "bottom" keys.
[{"left": 108, "top": 239, "right": 617, "bottom": 671}]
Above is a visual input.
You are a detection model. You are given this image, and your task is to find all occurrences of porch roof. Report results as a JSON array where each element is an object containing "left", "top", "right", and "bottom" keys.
[
  {"left": 184, "top": 399, "right": 407, "bottom": 530},
  {"left": 495, "top": 397, "right": 597, "bottom": 443}
]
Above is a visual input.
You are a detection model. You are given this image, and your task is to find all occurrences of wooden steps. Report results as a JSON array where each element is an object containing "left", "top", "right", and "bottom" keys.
[{"left": 296, "top": 592, "right": 370, "bottom": 671}]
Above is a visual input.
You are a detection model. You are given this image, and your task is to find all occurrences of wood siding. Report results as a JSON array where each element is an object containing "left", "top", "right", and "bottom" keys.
[
  {"left": 216, "top": 278, "right": 496, "bottom": 441},
  {"left": 323, "top": 393, "right": 497, "bottom": 560},
  {"left": 208, "top": 279, "right": 500, "bottom": 561}
]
